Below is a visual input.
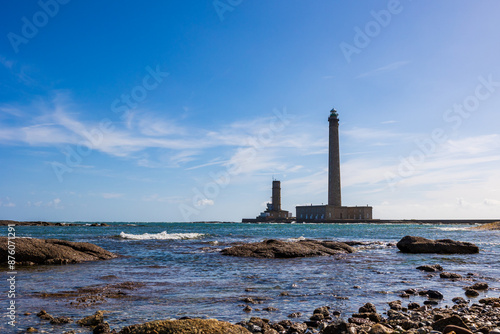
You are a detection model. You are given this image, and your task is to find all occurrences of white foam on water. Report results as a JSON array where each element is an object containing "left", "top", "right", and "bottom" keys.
[
  {"left": 119, "top": 231, "right": 204, "bottom": 240},
  {"left": 286, "top": 236, "right": 307, "bottom": 242},
  {"left": 432, "top": 226, "right": 471, "bottom": 231}
]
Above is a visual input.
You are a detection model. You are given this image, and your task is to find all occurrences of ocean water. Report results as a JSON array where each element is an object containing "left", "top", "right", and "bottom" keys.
[{"left": 2, "top": 222, "right": 499, "bottom": 333}]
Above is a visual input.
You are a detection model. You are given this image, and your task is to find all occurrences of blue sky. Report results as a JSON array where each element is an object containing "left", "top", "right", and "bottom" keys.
[{"left": 1, "top": 0, "right": 500, "bottom": 222}]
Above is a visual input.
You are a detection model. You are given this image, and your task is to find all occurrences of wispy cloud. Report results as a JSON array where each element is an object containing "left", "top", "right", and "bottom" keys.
[
  {"left": 356, "top": 61, "right": 410, "bottom": 78},
  {"left": 102, "top": 193, "right": 124, "bottom": 199},
  {"left": 342, "top": 127, "right": 403, "bottom": 141}
]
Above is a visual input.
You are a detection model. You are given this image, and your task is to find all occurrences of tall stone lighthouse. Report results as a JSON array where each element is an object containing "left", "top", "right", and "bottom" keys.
[
  {"left": 295, "top": 107, "right": 373, "bottom": 221},
  {"left": 328, "top": 108, "right": 341, "bottom": 207}
]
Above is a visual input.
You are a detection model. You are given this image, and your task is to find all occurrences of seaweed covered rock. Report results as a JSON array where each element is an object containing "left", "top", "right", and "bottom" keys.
[
  {"left": 0, "top": 237, "right": 117, "bottom": 266},
  {"left": 397, "top": 236, "right": 479, "bottom": 254},
  {"left": 119, "top": 318, "right": 251, "bottom": 334},
  {"left": 221, "top": 239, "right": 354, "bottom": 258}
]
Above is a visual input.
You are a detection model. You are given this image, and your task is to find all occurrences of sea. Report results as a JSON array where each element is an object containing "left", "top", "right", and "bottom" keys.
[{"left": 2, "top": 222, "right": 499, "bottom": 333}]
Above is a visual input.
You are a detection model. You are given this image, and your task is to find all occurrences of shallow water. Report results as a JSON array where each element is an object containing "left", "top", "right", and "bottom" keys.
[{"left": 2, "top": 222, "right": 499, "bottom": 333}]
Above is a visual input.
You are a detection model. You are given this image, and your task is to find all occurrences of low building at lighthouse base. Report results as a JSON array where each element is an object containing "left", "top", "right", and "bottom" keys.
[{"left": 295, "top": 204, "right": 373, "bottom": 222}]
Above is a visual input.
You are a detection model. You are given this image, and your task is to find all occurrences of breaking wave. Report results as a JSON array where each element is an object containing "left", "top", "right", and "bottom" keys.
[{"left": 119, "top": 231, "right": 204, "bottom": 240}]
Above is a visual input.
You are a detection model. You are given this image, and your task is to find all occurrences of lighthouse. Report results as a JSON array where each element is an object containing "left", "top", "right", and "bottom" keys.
[{"left": 328, "top": 108, "right": 342, "bottom": 207}]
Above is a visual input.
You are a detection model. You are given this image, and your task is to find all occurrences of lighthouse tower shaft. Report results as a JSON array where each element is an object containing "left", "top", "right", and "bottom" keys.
[{"left": 328, "top": 111, "right": 341, "bottom": 206}]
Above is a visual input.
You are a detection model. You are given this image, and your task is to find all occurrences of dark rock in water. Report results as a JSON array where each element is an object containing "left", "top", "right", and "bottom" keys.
[
  {"left": 388, "top": 300, "right": 402, "bottom": 311},
  {"left": 465, "top": 289, "right": 480, "bottom": 297},
  {"left": 119, "top": 319, "right": 251, "bottom": 334},
  {"left": 77, "top": 311, "right": 104, "bottom": 327},
  {"left": 50, "top": 316, "right": 73, "bottom": 324},
  {"left": 359, "top": 302, "right": 377, "bottom": 313},
  {"left": 426, "top": 290, "right": 444, "bottom": 299},
  {"left": 0, "top": 237, "right": 117, "bottom": 266},
  {"left": 452, "top": 297, "right": 468, "bottom": 304},
  {"left": 443, "top": 325, "right": 474, "bottom": 334},
  {"left": 432, "top": 315, "right": 469, "bottom": 332},
  {"left": 93, "top": 322, "right": 111, "bottom": 334},
  {"left": 408, "top": 302, "right": 420, "bottom": 310},
  {"left": 243, "top": 305, "right": 252, "bottom": 312},
  {"left": 263, "top": 307, "right": 279, "bottom": 312},
  {"left": 469, "top": 282, "right": 488, "bottom": 290},
  {"left": 397, "top": 236, "right": 479, "bottom": 254},
  {"left": 424, "top": 300, "right": 439, "bottom": 306},
  {"left": 417, "top": 264, "right": 444, "bottom": 272},
  {"left": 37, "top": 310, "right": 54, "bottom": 321},
  {"left": 288, "top": 312, "right": 302, "bottom": 318},
  {"left": 479, "top": 297, "right": 500, "bottom": 305},
  {"left": 440, "top": 272, "right": 463, "bottom": 279},
  {"left": 220, "top": 239, "right": 354, "bottom": 258},
  {"left": 313, "top": 306, "right": 331, "bottom": 317}
]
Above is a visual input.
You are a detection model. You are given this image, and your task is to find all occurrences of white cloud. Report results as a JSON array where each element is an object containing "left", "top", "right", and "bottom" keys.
[{"left": 196, "top": 198, "right": 214, "bottom": 207}]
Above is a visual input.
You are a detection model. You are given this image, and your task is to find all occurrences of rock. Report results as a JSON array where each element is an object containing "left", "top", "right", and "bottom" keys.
[
  {"left": 220, "top": 239, "right": 354, "bottom": 258},
  {"left": 289, "top": 322, "right": 307, "bottom": 333},
  {"left": 469, "top": 282, "right": 488, "bottom": 290},
  {"left": 0, "top": 237, "right": 117, "bottom": 266},
  {"left": 424, "top": 301, "right": 439, "bottom": 306},
  {"left": 94, "top": 322, "right": 111, "bottom": 334},
  {"left": 263, "top": 307, "right": 278, "bottom": 312},
  {"left": 323, "top": 321, "right": 350, "bottom": 334},
  {"left": 440, "top": 272, "right": 462, "bottom": 279},
  {"left": 388, "top": 300, "right": 403, "bottom": 311},
  {"left": 368, "top": 313, "right": 383, "bottom": 323},
  {"left": 405, "top": 288, "right": 418, "bottom": 295},
  {"left": 432, "top": 315, "right": 469, "bottom": 332},
  {"left": 426, "top": 290, "right": 444, "bottom": 299},
  {"left": 288, "top": 312, "right": 302, "bottom": 318},
  {"left": 26, "top": 327, "right": 38, "bottom": 332},
  {"left": 417, "top": 265, "right": 444, "bottom": 272},
  {"left": 119, "top": 319, "right": 251, "bottom": 334},
  {"left": 479, "top": 297, "right": 500, "bottom": 305},
  {"left": 408, "top": 302, "right": 420, "bottom": 310},
  {"left": 77, "top": 311, "right": 104, "bottom": 327},
  {"left": 369, "top": 324, "right": 393, "bottom": 334},
  {"left": 489, "top": 328, "right": 500, "bottom": 334},
  {"left": 469, "top": 221, "right": 500, "bottom": 230},
  {"left": 443, "top": 325, "right": 473, "bottom": 334},
  {"left": 243, "top": 305, "right": 252, "bottom": 312},
  {"left": 349, "top": 317, "right": 374, "bottom": 326},
  {"left": 359, "top": 302, "right": 377, "bottom": 313},
  {"left": 50, "top": 316, "right": 73, "bottom": 324},
  {"left": 396, "top": 236, "right": 479, "bottom": 254},
  {"left": 313, "top": 306, "right": 331, "bottom": 317},
  {"left": 465, "top": 289, "right": 479, "bottom": 297},
  {"left": 37, "top": 310, "right": 54, "bottom": 321},
  {"left": 452, "top": 297, "right": 468, "bottom": 304}
]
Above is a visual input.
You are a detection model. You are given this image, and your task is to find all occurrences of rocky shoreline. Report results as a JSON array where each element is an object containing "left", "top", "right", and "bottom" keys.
[{"left": 25, "top": 296, "right": 500, "bottom": 334}]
